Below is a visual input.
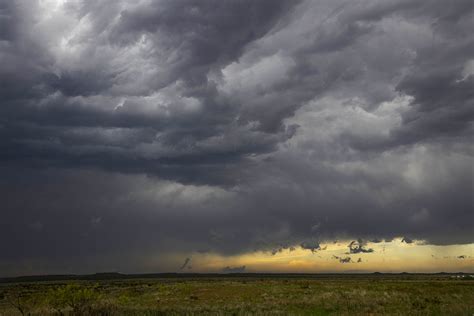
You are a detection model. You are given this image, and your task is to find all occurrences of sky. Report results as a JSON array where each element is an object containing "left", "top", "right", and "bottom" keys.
[{"left": 0, "top": 0, "right": 473, "bottom": 276}]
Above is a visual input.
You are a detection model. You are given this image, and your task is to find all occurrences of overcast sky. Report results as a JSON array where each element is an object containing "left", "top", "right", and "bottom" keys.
[{"left": 1, "top": 0, "right": 473, "bottom": 276}]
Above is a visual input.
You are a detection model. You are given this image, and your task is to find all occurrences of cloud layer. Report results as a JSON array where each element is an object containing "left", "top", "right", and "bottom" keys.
[{"left": 1, "top": 0, "right": 473, "bottom": 274}]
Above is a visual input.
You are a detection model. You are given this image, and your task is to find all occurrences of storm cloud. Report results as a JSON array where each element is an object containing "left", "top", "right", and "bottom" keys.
[{"left": 0, "top": 0, "right": 473, "bottom": 275}]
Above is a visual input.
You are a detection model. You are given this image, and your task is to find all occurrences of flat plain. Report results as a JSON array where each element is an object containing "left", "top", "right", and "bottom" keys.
[{"left": 0, "top": 274, "right": 473, "bottom": 315}]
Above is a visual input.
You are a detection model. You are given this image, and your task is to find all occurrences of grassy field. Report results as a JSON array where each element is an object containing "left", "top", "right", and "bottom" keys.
[{"left": 0, "top": 274, "right": 473, "bottom": 315}]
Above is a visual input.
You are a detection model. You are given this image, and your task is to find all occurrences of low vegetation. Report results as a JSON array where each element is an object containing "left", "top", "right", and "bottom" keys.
[{"left": 0, "top": 274, "right": 473, "bottom": 315}]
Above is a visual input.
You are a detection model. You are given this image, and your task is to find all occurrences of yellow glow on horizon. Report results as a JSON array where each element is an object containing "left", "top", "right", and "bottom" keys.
[{"left": 174, "top": 239, "right": 474, "bottom": 274}]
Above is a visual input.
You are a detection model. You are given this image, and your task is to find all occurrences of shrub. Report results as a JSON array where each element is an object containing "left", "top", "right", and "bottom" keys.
[
  {"left": 3, "top": 288, "right": 40, "bottom": 316},
  {"left": 48, "top": 283, "right": 102, "bottom": 315}
]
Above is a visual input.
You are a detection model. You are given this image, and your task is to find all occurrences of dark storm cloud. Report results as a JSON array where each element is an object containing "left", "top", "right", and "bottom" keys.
[
  {"left": 0, "top": 1, "right": 16, "bottom": 42},
  {"left": 0, "top": 0, "right": 473, "bottom": 275},
  {"left": 0, "top": 2, "right": 303, "bottom": 187}
]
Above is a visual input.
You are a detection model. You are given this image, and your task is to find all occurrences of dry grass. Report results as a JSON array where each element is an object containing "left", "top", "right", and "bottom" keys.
[{"left": 0, "top": 275, "right": 473, "bottom": 315}]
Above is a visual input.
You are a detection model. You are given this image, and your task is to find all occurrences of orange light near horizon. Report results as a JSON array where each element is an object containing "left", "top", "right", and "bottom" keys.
[{"left": 171, "top": 239, "right": 474, "bottom": 274}]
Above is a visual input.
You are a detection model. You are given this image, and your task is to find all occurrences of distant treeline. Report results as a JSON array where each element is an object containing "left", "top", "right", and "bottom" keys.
[{"left": 1, "top": 271, "right": 471, "bottom": 284}]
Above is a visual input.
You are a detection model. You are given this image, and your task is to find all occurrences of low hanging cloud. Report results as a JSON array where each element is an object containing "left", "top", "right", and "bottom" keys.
[
  {"left": 179, "top": 258, "right": 191, "bottom": 271},
  {"left": 222, "top": 266, "right": 246, "bottom": 273},
  {"left": 348, "top": 240, "right": 374, "bottom": 254},
  {"left": 333, "top": 256, "right": 353, "bottom": 264},
  {"left": 300, "top": 241, "right": 324, "bottom": 253},
  {"left": 0, "top": 0, "right": 473, "bottom": 275}
]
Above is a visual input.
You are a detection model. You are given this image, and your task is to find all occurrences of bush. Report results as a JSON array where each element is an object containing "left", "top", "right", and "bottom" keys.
[
  {"left": 48, "top": 283, "right": 102, "bottom": 315},
  {"left": 3, "top": 288, "right": 39, "bottom": 316}
]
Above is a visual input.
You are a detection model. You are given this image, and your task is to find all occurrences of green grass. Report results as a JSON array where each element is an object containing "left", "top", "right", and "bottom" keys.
[{"left": 0, "top": 275, "right": 473, "bottom": 315}]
